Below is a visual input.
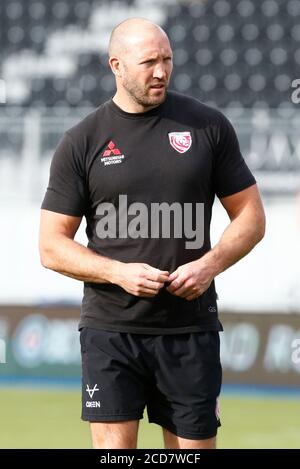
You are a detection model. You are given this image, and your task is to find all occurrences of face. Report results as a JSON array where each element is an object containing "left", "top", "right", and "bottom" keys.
[{"left": 119, "top": 32, "right": 173, "bottom": 110}]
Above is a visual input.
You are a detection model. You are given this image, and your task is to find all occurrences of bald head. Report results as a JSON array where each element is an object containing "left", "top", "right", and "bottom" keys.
[
  {"left": 108, "top": 17, "right": 173, "bottom": 113},
  {"left": 108, "top": 18, "right": 169, "bottom": 58}
]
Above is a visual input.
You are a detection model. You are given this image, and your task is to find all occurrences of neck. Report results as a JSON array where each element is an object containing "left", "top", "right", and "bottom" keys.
[{"left": 112, "top": 90, "right": 160, "bottom": 114}]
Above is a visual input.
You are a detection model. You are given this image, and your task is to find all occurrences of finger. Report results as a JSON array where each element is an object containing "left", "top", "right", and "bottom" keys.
[
  {"left": 157, "top": 273, "right": 171, "bottom": 283},
  {"left": 170, "top": 284, "right": 191, "bottom": 297},
  {"left": 136, "top": 287, "right": 161, "bottom": 297},
  {"left": 166, "top": 276, "right": 186, "bottom": 293},
  {"left": 168, "top": 271, "right": 178, "bottom": 282},
  {"left": 179, "top": 285, "right": 198, "bottom": 298},
  {"left": 146, "top": 269, "right": 170, "bottom": 283},
  {"left": 144, "top": 280, "right": 165, "bottom": 291},
  {"left": 143, "top": 264, "right": 169, "bottom": 276}
]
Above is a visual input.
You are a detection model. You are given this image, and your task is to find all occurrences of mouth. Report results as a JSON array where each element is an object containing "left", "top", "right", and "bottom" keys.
[{"left": 150, "top": 84, "right": 166, "bottom": 90}]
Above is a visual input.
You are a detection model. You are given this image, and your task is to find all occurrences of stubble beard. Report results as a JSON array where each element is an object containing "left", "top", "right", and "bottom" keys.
[{"left": 123, "top": 76, "right": 168, "bottom": 109}]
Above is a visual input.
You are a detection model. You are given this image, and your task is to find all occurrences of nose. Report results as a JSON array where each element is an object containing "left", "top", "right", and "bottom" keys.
[{"left": 153, "top": 62, "right": 165, "bottom": 80}]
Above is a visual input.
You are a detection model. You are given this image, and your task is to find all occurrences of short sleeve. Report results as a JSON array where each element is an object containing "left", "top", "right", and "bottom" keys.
[
  {"left": 41, "top": 132, "right": 87, "bottom": 216},
  {"left": 213, "top": 113, "right": 256, "bottom": 198}
]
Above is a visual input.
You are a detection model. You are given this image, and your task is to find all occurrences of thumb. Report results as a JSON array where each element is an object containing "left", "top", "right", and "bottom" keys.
[{"left": 168, "top": 270, "right": 178, "bottom": 282}]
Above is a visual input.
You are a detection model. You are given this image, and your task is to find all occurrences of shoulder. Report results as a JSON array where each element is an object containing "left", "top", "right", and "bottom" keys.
[
  {"left": 165, "top": 91, "right": 229, "bottom": 128},
  {"left": 64, "top": 101, "right": 109, "bottom": 143}
]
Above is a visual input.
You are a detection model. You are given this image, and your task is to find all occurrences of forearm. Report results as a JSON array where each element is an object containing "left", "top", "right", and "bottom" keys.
[
  {"left": 166, "top": 186, "right": 265, "bottom": 300},
  {"left": 203, "top": 207, "right": 265, "bottom": 276},
  {"left": 40, "top": 235, "right": 121, "bottom": 284}
]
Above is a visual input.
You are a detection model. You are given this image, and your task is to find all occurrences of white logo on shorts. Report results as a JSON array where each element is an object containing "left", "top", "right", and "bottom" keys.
[
  {"left": 86, "top": 384, "right": 99, "bottom": 399},
  {"left": 86, "top": 401, "right": 101, "bottom": 408}
]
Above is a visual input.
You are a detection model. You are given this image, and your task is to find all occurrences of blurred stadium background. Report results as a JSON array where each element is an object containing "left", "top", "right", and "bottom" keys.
[{"left": 0, "top": 0, "right": 300, "bottom": 448}]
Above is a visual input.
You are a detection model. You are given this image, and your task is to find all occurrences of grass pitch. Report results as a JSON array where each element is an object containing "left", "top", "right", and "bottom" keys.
[{"left": 0, "top": 387, "right": 299, "bottom": 448}]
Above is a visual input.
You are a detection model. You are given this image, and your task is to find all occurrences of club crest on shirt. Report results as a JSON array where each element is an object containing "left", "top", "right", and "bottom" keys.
[{"left": 168, "top": 131, "right": 192, "bottom": 154}]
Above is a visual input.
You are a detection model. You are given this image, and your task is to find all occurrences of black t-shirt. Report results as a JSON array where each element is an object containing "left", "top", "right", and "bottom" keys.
[{"left": 41, "top": 91, "right": 256, "bottom": 334}]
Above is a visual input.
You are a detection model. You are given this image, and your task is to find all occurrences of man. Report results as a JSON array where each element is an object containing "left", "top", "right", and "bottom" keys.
[{"left": 39, "top": 18, "right": 265, "bottom": 449}]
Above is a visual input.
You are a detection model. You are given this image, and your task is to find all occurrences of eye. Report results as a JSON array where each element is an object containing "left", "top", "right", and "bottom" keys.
[{"left": 141, "top": 59, "right": 155, "bottom": 65}]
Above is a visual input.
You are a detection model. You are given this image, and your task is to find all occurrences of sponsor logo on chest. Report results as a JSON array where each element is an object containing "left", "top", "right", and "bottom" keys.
[
  {"left": 101, "top": 131, "right": 192, "bottom": 167},
  {"left": 101, "top": 140, "right": 125, "bottom": 166}
]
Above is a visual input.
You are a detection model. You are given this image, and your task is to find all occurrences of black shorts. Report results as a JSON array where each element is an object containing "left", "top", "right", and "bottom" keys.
[{"left": 80, "top": 328, "right": 222, "bottom": 440}]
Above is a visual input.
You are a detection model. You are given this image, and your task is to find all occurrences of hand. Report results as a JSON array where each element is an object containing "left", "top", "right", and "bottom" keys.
[
  {"left": 166, "top": 257, "right": 217, "bottom": 301},
  {"left": 115, "top": 262, "right": 170, "bottom": 297}
]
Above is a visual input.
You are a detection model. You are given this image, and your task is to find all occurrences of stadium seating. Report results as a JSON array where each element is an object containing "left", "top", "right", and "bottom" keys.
[{"left": 0, "top": 0, "right": 298, "bottom": 111}]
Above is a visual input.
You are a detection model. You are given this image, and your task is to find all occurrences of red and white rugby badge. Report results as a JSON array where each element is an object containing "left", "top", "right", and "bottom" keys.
[{"left": 168, "top": 131, "right": 192, "bottom": 154}]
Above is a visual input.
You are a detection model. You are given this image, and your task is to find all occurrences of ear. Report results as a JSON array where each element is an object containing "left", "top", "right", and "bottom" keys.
[{"left": 109, "top": 56, "right": 122, "bottom": 77}]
